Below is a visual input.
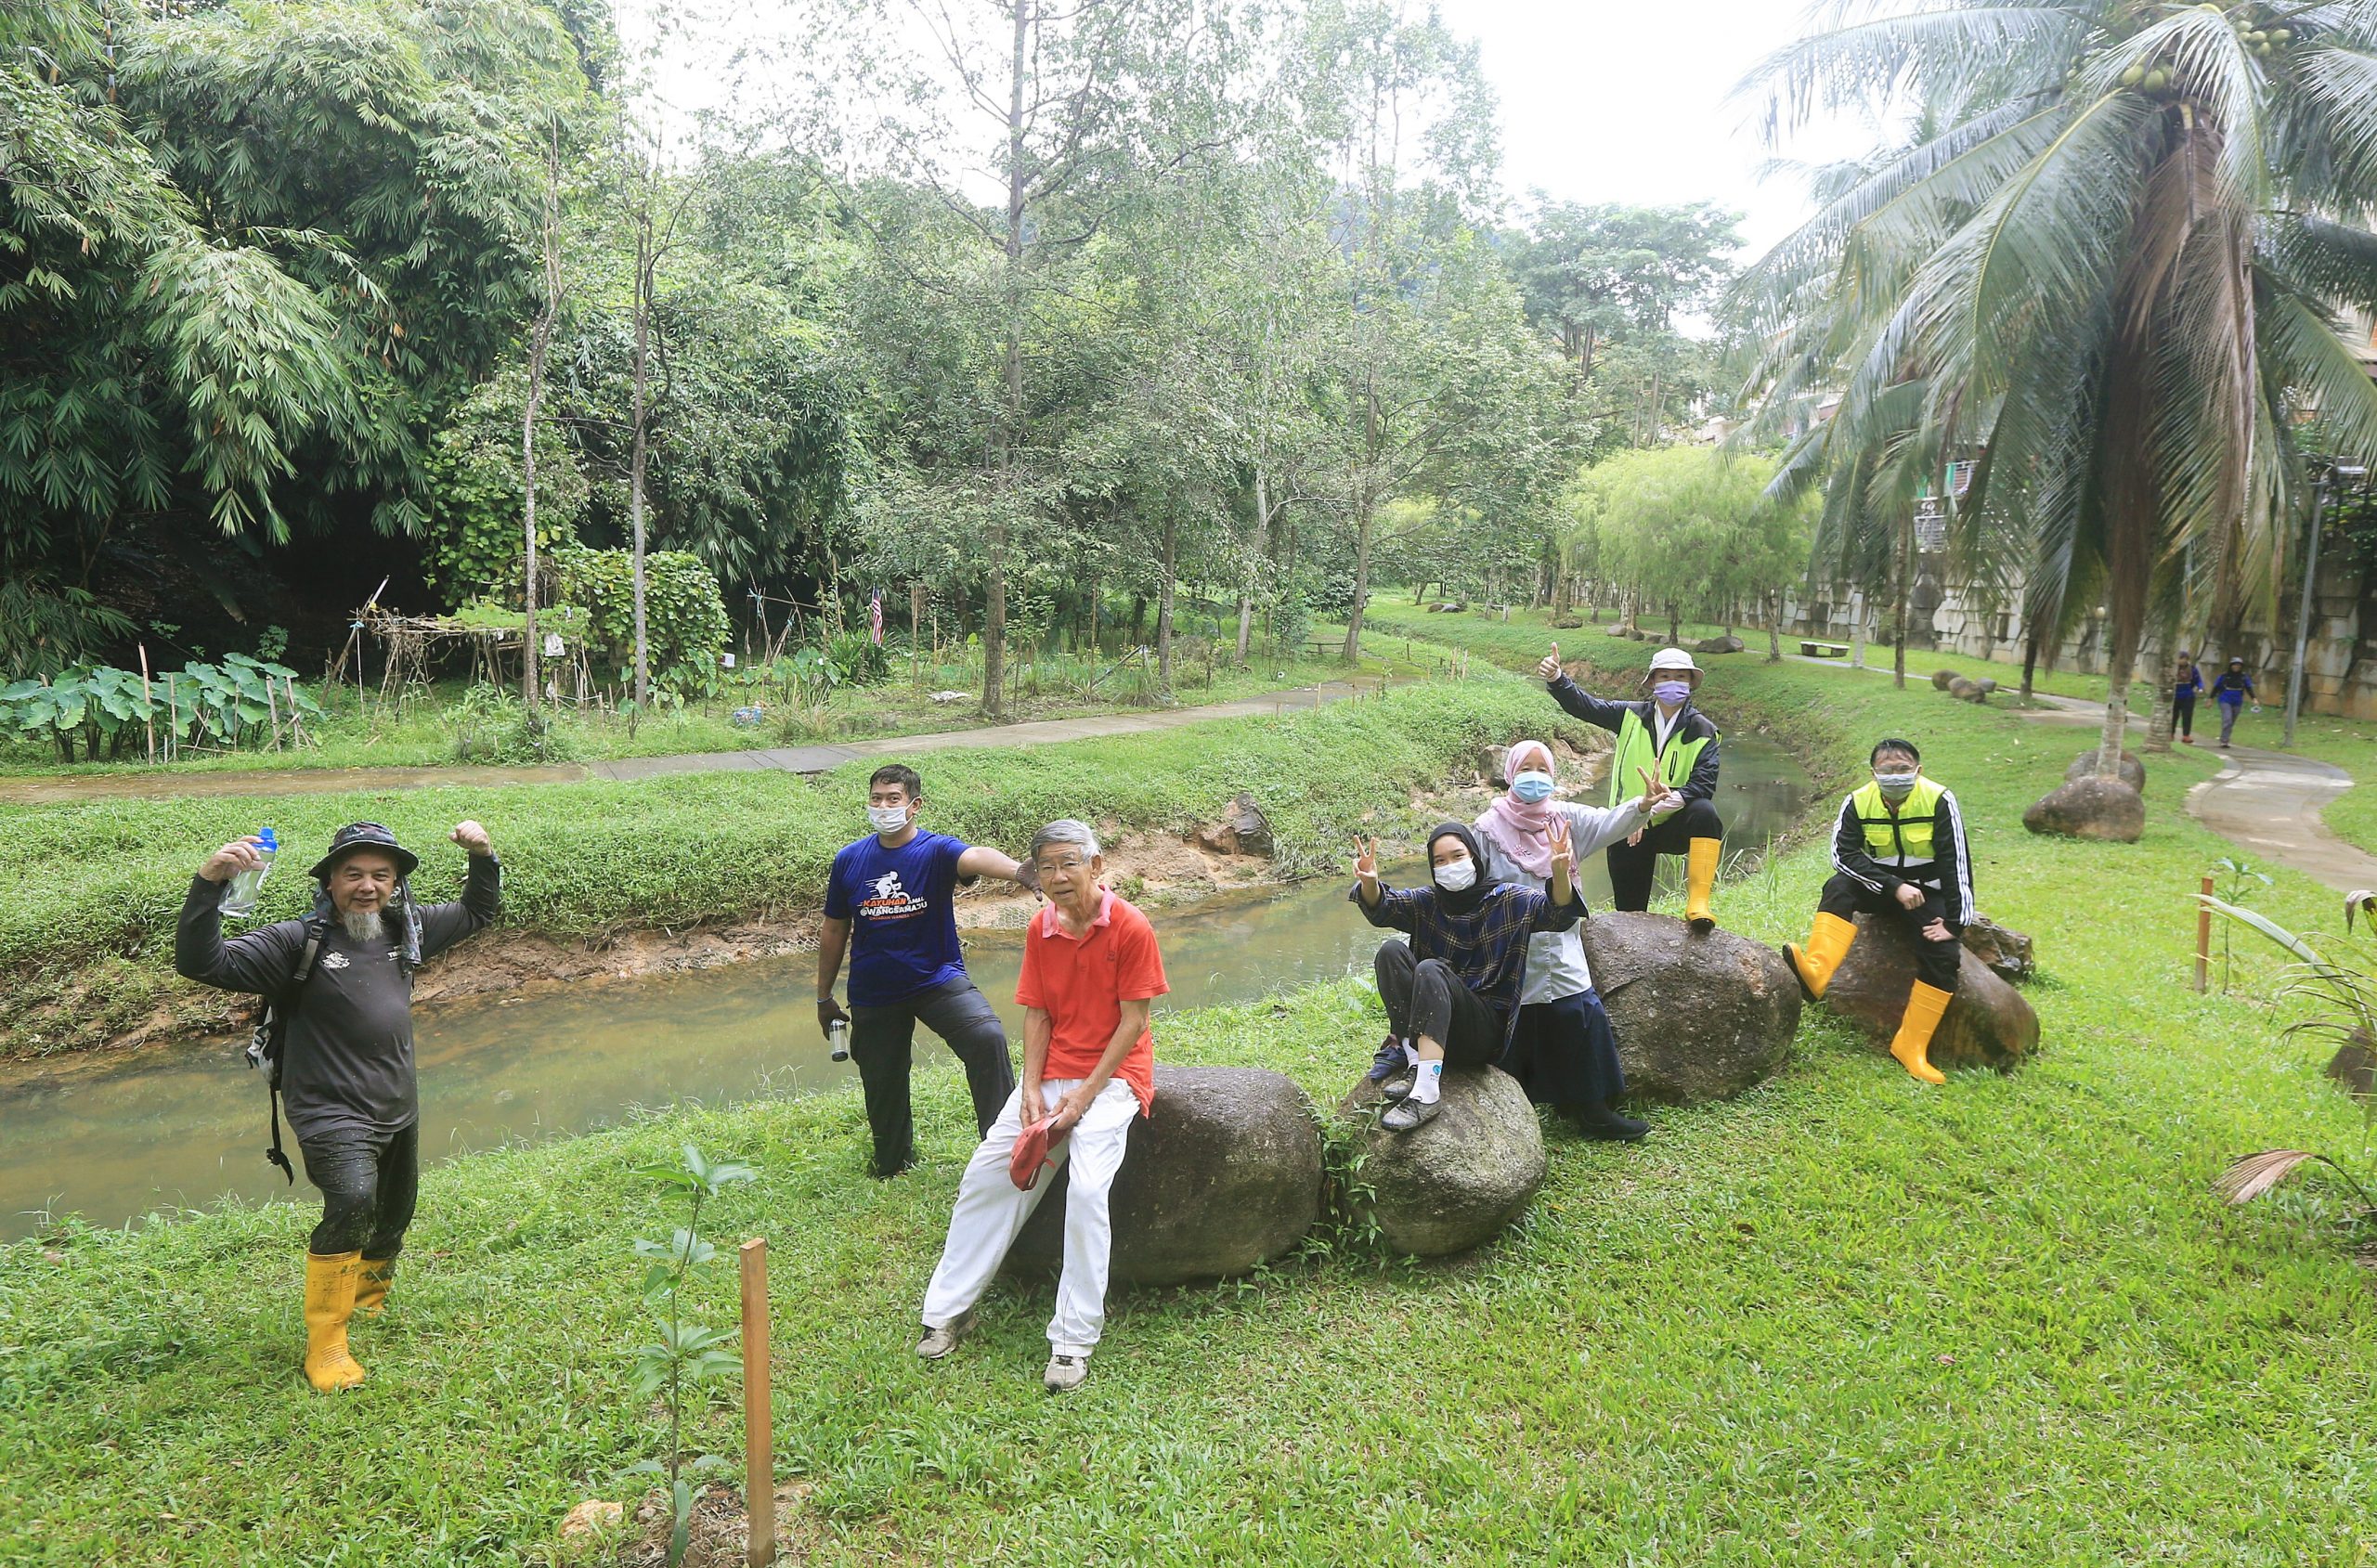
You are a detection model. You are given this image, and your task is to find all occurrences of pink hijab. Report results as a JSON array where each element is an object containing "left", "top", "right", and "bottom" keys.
[{"left": 1476, "top": 739, "right": 1558, "bottom": 879}]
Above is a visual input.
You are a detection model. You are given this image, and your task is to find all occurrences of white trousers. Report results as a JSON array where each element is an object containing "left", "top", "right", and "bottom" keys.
[{"left": 919, "top": 1078, "right": 1138, "bottom": 1357}]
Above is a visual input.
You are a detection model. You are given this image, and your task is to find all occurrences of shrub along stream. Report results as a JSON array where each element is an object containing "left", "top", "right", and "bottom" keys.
[{"left": 3, "top": 613, "right": 2371, "bottom": 1562}]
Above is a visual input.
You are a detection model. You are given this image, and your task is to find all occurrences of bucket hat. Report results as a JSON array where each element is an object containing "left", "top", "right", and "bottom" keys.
[
  {"left": 1648, "top": 647, "right": 1702, "bottom": 674},
  {"left": 1009, "top": 1116, "right": 1064, "bottom": 1191},
  {"left": 308, "top": 822, "right": 420, "bottom": 882}
]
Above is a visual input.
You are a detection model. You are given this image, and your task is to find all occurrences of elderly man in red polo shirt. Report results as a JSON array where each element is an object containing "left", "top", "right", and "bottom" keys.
[{"left": 916, "top": 818, "right": 1168, "bottom": 1393}]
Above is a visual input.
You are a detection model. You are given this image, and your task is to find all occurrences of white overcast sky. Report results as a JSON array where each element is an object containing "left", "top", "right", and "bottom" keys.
[{"left": 624, "top": 0, "right": 1869, "bottom": 265}]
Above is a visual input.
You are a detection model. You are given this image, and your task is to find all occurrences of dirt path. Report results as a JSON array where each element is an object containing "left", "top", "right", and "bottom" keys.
[{"left": 0, "top": 680, "right": 1375, "bottom": 805}]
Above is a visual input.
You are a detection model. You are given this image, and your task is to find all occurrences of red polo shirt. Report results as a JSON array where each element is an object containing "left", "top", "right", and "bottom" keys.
[{"left": 1017, "top": 891, "right": 1167, "bottom": 1116}]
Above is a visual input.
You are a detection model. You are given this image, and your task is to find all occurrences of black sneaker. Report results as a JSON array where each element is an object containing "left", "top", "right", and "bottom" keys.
[
  {"left": 1381, "top": 1096, "right": 1442, "bottom": 1133},
  {"left": 1570, "top": 1103, "right": 1650, "bottom": 1143}
]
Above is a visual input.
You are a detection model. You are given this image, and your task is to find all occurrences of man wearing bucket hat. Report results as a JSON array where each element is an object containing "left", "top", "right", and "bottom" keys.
[
  {"left": 1534, "top": 642, "right": 1727, "bottom": 931},
  {"left": 176, "top": 820, "right": 500, "bottom": 1393}
]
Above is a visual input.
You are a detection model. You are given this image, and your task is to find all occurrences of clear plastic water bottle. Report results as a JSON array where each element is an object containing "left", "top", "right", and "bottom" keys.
[
  {"left": 828, "top": 1018, "right": 851, "bottom": 1063},
  {"left": 218, "top": 826, "right": 278, "bottom": 918}
]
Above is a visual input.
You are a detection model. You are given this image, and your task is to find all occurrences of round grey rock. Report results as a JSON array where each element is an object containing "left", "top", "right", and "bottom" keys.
[
  {"left": 1006, "top": 1066, "right": 1320, "bottom": 1287},
  {"left": 1336, "top": 1067, "right": 1543, "bottom": 1258},
  {"left": 1576, "top": 913, "right": 1801, "bottom": 1103},
  {"left": 2065, "top": 747, "right": 2146, "bottom": 793},
  {"left": 1824, "top": 914, "right": 2040, "bottom": 1070},
  {"left": 2022, "top": 776, "right": 2144, "bottom": 841}
]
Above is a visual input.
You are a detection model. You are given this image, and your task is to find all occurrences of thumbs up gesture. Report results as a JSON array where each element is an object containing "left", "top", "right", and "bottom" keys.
[{"left": 1536, "top": 643, "right": 1563, "bottom": 682}]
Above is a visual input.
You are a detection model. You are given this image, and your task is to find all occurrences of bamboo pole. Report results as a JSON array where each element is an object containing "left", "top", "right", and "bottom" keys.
[
  {"left": 2194, "top": 874, "right": 2214, "bottom": 993},
  {"left": 137, "top": 645, "right": 155, "bottom": 762},
  {"left": 266, "top": 676, "right": 282, "bottom": 752},
  {"left": 738, "top": 1238, "right": 774, "bottom": 1567}
]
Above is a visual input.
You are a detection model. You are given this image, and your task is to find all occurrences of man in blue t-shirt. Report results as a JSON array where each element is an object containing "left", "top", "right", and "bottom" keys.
[{"left": 819, "top": 763, "right": 1040, "bottom": 1176}]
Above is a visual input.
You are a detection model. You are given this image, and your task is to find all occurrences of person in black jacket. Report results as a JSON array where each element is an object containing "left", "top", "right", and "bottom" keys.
[
  {"left": 176, "top": 821, "right": 500, "bottom": 1393},
  {"left": 1534, "top": 642, "right": 1726, "bottom": 930},
  {"left": 1782, "top": 739, "right": 1974, "bottom": 1085}
]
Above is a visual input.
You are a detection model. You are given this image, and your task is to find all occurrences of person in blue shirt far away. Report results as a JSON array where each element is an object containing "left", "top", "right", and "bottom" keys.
[
  {"left": 2209, "top": 657, "right": 2257, "bottom": 748},
  {"left": 818, "top": 764, "right": 1041, "bottom": 1176}
]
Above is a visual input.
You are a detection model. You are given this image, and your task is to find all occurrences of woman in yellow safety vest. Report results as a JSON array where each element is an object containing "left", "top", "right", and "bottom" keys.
[
  {"left": 1782, "top": 737, "right": 1975, "bottom": 1085},
  {"left": 1535, "top": 642, "right": 1725, "bottom": 931}
]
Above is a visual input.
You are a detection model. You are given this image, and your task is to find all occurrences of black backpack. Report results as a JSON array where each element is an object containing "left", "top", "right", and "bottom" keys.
[{"left": 243, "top": 920, "right": 326, "bottom": 1183}]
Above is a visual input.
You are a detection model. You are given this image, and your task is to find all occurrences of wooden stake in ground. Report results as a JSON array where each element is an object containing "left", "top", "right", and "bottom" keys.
[
  {"left": 738, "top": 1238, "right": 774, "bottom": 1567},
  {"left": 137, "top": 645, "right": 155, "bottom": 763},
  {"left": 2195, "top": 874, "right": 2214, "bottom": 993}
]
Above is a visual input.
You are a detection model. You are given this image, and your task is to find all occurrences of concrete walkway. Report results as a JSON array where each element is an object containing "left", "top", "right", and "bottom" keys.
[{"left": 0, "top": 680, "right": 1376, "bottom": 805}]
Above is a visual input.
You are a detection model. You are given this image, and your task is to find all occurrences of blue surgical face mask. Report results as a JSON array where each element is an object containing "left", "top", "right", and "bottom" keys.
[
  {"left": 1511, "top": 771, "right": 1555, "bottom": 803},
  {"left": 1653, "top": 680, "right": 1692, "bottom": 706}
]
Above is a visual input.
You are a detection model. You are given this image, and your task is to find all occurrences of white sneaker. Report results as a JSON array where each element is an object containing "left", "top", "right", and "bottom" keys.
[
  {"left": 1043, "top": 1351, "right": 1090, "bottom": 1393},
  {"left": 916, "top": 1310, "right": 975, "bottom": 1361}
]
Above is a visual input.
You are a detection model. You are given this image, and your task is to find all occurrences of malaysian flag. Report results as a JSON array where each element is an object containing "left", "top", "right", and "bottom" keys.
[{"left": 869, "top": 589, "right": 883, "bottom": 645}]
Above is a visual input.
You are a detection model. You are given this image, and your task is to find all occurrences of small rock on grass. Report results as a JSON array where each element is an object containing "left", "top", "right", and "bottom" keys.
[{"left": 2023, "top": 776, "right": 2144, "bottom": 842}]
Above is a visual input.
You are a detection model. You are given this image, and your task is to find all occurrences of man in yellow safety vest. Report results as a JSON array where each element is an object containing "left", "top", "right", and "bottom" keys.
[
  {"left": 1782, "top": 737, "right": 1975, "bottom": 1085},
  {"left": 1535, "top": 642, "right": 1725, "bottom": 931}
]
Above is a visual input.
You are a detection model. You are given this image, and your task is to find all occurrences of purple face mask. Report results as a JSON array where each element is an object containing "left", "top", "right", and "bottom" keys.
[{"left": 1653, "top": 680, "right": 1692, "bottom": 706}]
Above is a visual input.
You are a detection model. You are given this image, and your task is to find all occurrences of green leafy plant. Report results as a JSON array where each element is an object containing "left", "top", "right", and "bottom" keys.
[
  {"left": 442, "top": 683, "right": 578, "bottom": 765},
  {"left": 2198, "top": 892, "right": 2377, "bottom": 1238},
  {"left": 626, "top": 1144, "right": 758, "bottom": 1568},
  {"left": 0, "top": 657, "right": 321, "bottom": 759},
  {"left": 552, "top": 547, "right": 731, "bottom": 698},
  {"left": 2210, "top": 856, "right": 2274, "bottom": 993},
  {"left": 825, "top": 628, "right": 890, "bottom": 687}
]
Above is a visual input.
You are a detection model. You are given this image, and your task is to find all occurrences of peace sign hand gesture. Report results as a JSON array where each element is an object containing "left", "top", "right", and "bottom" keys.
[
  {"left": 1351, "top": 835, "right": 1383, "bottom": 906},
  {"left": 1638, "top": 765, "right": 1681, "bottom": 816},
  {"left": 1546, "top": 815, "right": 1574, "bottom": 879}
]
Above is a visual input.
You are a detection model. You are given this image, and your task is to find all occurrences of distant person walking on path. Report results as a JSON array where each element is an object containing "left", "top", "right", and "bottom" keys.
[
  {"left": 1351, "top": 820, "right": 1583, "bottom": 1132},
  {"left": 176, "top": 820, "right": 500, "bottom": 1392},
  {"left": 1473, "top": 738, "right": 1681, "bottom": 1140},
  {"left": 1782, "top": 739, "right": 1974, "bottom": 1085},
  {"left": 818, "top": 763, "right": 1041, "bottom": 1178},
  {"left": 916, "top": 821, "right": 1168, "bottom": 1393},
  {"left": 2210, "top": 658, "right": 2257, "bottom": 748},
  {"left": 1534, "top": 643, "right": 1725, "bottom": 931},
  {"left": 2172, "top": 652, "right": 2205, "bottom": 745}
]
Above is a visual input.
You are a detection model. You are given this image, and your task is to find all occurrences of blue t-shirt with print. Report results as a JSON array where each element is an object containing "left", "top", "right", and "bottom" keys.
[{"left": 825, "top": 830, "right": 970, "bottom": 1005}]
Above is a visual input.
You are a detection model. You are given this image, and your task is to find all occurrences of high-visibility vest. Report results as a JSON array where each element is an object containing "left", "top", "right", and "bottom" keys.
[
  {"left": 1608, "top": 706, "right": 1710, "bottom": 806},
  {"left": 1850, "top": 775, "right": 1947, "bottom": 871}
]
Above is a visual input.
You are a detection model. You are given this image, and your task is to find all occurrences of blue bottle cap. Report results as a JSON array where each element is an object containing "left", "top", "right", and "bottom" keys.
[{"left": 257, "top": 826, "right": 279, "bottom": 851}]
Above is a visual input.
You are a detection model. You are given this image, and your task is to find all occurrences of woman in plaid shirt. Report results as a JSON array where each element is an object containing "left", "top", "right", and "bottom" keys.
[{"left": 1351, "top": 819, "right": 1582, "bottom": 1131}]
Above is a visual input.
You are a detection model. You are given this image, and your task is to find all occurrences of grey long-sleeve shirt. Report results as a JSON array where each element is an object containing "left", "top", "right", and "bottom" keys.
[{"left": 175, "top": 856, "right": 500, "bottom": 1143}]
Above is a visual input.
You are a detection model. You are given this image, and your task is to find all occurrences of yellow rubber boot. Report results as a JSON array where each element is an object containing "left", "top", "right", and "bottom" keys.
[
  {"left": 303, "top": 1251, "right": 368, "bottom": 1393},
  {"left": 354, "top": 1256, "right": 396, "bottom": 1317},
  {"left": 1683, "top": 836, "right": 1721, "bottom": 933},
  {"left": 1889, "top": 981, "right": 1953, "bottom": 1086},
  {"left": 1783, "top": 913, "right": 1857, "bottom": 1002}
]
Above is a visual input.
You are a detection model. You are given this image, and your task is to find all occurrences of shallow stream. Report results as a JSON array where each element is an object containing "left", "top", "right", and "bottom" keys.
[{"left": 0, "top": 737, "right": 1811, "bottom": 1239}]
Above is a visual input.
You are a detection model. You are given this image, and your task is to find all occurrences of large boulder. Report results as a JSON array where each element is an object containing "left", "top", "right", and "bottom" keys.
[
  {"left": 2023, "top": 776, "right": 2144, "bottom": 842},
  {"left": 1336, "top": 1067, "right": 1543, "bottom": 1257},
  {"left": 2326, "top": 1031, "right": 2375, "bottom": 1098},
  {"left": 2065, "top": 748, "right": 2146, "bottom": 794},
  {"left": 1949, "top": 677, "right": 1986, "bottom": 704},
  {"left": 1930, "top": 669, "right": 1960, "bottom": 691},
  {"left": 1007, "top": 1066, "right": 1320, "bottom": 1287},
  {"left": 1960, "top": 914, "right": 2036, "bottom": 984},
  {"left": 1695, "top": 635, "right": 1746, "bottom": 654},
  {"left": 1824, "top": 914, "right": 2039, "bottom": 1070},
  {"left": 1576, "top": 913, "right": 1801, "bottom": 1103},
  {"left": 1195, "top": 791, "right": 1274, "bottom": 857}
]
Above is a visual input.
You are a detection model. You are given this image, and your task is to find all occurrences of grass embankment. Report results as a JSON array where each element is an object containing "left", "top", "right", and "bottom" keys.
[
  {"left": 6, "top": 625, "right": 2373, "bottom": 1563},
  {"left": 0, "top": 675, "right": 1552, "bottom": 1058},
  {"left": 0, "top": 643, "right": 1418, "bottom": 779}
]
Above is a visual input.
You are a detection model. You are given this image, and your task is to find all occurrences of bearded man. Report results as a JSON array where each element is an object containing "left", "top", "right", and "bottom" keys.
[{"left": 176, "top": 821, "right": 500, "bottom": 1392}]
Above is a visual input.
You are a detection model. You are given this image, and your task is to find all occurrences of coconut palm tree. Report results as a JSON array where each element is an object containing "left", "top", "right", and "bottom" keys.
[{"left": 1734, "top": 0, "right": 2377, "bottom": 781}]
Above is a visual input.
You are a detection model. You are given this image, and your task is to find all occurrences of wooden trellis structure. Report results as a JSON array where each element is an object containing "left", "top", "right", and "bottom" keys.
[{"left": 331, "top": 603, "right": 597, "bottom": 706}]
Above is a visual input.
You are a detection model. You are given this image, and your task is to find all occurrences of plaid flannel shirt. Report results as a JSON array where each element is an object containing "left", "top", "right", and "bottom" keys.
[{"left": 1351, "top": 878, "right": 1584, "bottom": 1048}]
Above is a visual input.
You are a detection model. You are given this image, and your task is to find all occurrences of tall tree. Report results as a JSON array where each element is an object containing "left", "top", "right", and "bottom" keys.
[{"left": 1736, "top": 0, "right": 2377, "bottom": 778}]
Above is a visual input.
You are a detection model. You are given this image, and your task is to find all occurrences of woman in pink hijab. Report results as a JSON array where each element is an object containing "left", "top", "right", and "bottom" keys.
[{"left": 1473, "top": 738, "right": 1679, "bottom": 1139}]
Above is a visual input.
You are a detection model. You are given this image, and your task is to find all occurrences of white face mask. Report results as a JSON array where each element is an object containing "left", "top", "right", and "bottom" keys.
[
  {"left": 1874, "top": 771, "right": 1919, "bottom": 800},
  {"left": 1433, "top": 856, "right": 1477, "bottom": 892},
  {"left": 867, "top": 803, "right": 912, "bottom": 835}
]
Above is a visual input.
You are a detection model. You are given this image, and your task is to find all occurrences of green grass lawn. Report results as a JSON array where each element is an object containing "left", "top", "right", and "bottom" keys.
[
  {"left": 0, "top": 639, "right": 1421, "bottom": 780},
  {"left": 5, "top": 630, "right": 2372, "bottom": 1564},
  {"left": 0, "top": 671, "right": 1556, "bottom": 1059}
]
